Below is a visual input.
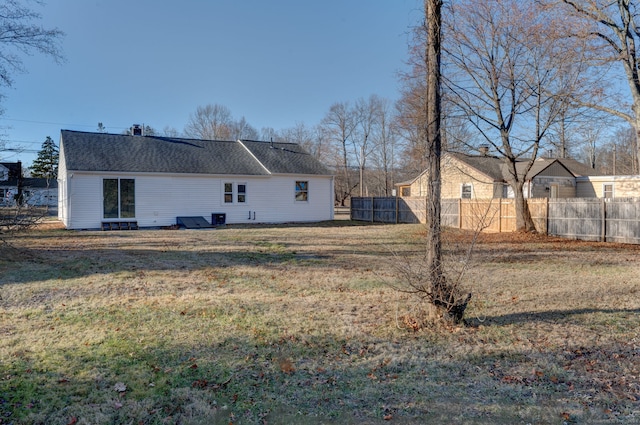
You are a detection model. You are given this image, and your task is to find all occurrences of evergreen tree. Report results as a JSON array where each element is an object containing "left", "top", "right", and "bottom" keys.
[{"left": 31, "top": 136, "right": 59, "bottom": 180}]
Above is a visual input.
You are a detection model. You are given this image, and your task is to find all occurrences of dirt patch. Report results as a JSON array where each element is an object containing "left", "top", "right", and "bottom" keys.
[{"left": 33, "top": 219, "right": 65, "bottom": 230}]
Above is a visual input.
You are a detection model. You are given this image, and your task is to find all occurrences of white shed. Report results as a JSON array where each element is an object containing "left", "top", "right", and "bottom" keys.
[{"left": 57, "top": 130, "right": 334, "bottom": 229}]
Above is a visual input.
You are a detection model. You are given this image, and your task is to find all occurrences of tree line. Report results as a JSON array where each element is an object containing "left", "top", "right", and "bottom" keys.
[{"left": 6, "top": 0, "right": 640, "bottom": 226}]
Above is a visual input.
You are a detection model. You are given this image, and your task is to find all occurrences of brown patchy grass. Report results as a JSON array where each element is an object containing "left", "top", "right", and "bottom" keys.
[{"left": 1, "top": 221, "right": 639, "bottom": 424}]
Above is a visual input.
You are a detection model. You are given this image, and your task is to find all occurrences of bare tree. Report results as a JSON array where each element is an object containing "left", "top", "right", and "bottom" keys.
[
  {"left": 557, "top": 0, "right": 640, "bottom": 173},
  {"left": 0, "top": 0, "right": 64, "bottom": 90},
  {"left": 278, "top": 122, "right": 330, "bottom": 162},
  {"left": 445, "top": 0, "right": 581, "bottom": 231},
  {"left": 423, "top": 0, "right": 470, "bottom": 321},
  {"left": 260, "top": 127, "right": 278, "bottom": 142},
  {"left": 184, "top": 104, "right": 233, "bottom": 140},
  {"left": 369, "top": 98, "right": 400, "bottom": 196},
  {"left": 229, "top": 116, "right": 259, "bottom": 140},
  {"left": 352, "top": 95, "right": 384, "bottom": 196},
  {"left": 162, "top": 126, "right": 181, "bottom": 137},
  {"left": 595, "top": 126, "right": 639, "bottom": 175},
  {"left": 320, "top": 102, "right": 358, "bottom": 206}
]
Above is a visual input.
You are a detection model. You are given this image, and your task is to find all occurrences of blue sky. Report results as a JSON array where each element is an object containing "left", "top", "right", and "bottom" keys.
[{"left": 1, "top": 0, "right": 422, "bottom": 166}]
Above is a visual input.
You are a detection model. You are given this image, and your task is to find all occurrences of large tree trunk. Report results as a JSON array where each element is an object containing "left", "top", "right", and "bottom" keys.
[
  {"left": 425, "top": 0, "right": 470, "bottom": 323},
  {"left": 513, "top": 186, "right": 535, "bottom": 232},
  {"left": 425, "top": 0, "right": 443, "bottom": 288}
]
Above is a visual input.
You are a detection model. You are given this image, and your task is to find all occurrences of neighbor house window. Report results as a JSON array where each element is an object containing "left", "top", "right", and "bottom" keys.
[
  {"left": 603, "top": 183, "right": 614, "bottom": 198},
  {"left": 103, "top": 178, "right": 135, "bottom": 219},
  {"left": 224, "top": 183, "right": 233, "bottom": 203},
  {"left": 461, "top": 183, "right": 472, "bottom": 199},
  {"left": 295, "top": 181, "right": 309, "bottom": 202}
]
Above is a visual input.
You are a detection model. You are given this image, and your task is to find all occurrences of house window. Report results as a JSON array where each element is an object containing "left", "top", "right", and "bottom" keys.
[
  {"left": 401, "top": 187, "right": 411, "bottom": 197},
  {"left": 103, "top": 178, "right": 135, "bottom": 219},
  {"left": 603, "top": 183, "right": 614, "bottom": 198},
  {"left": 223, "top": 182, "right": 247, "bottom": 203},
  {"left": 295, "top": 181, "right": 309, "bottom": 202},
  {"left": 224, "top": 183, "right": 233, "bottom": 203},
  {"left": 461, "top": 183, "right": 472, "bottom": 199},
  {"left": 237, "top": 184, "right": 246, "bottom": 203}
]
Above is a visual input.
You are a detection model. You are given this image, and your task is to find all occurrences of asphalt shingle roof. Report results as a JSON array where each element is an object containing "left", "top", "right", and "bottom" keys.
[
  {"left": 240, "top": 140, "right": 331, "bottom": 175},
  {"left": 60, "top": 130, "right": 331, "bottom": 176},
  {"left": 449, "top": 152, "right": 597, "bottom": 181}
]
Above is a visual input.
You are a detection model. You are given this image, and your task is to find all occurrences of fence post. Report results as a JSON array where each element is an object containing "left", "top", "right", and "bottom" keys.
[
  {"left": 371, "top": 197, "right": 374, "bottom": 223},
  {"left": 395, "top": 195, "right": 399, "bottom": 224},
  {"left": 499, "top": 199, "right": 503, "bottom": 233},
  {"left": 601, "top": 198, "right": 606, "bottom": 242},
  {"left": 544, "top": 198, "right": 549, "bottom": 235}
]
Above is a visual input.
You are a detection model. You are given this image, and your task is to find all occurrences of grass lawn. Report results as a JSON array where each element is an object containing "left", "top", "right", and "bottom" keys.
[{"left": 1, "top": 221, "right": 639, "bottom": 424}]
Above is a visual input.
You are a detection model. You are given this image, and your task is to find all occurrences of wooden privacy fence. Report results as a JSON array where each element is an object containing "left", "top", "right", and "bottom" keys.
[{"left": 350, "top": 196, "right": 640, "bottom": 244}]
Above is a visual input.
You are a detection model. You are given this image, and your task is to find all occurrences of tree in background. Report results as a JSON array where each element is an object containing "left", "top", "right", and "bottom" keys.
[
  {"left": 445, "top": 0, "right": 584, "bottom": 232},
  {"left": 0, "top": 1, "right": 64, "bottom": 91},
  {"left": 30, "top": 136, "right": 58, "bottom": 180},
  {"left": 321, "top": 102, "right": 358, "bottom": 205},
  {"left": 184, "top": 104, "right": 234, "bottom": 140},
  {"left": 184, "top": 104, "right": 258, "bottom": 141},
  {"left": 368, "top": 97, "right": 399, "bottom": 196},
  {"left": 596, "top": 126, "right": 639, "bottom": 175},
  {"left": 558, "top": 0, "right": 640, "bottom": 174},
  {"left": 228, "top": 116, "right": 259, "bottom": 140}
]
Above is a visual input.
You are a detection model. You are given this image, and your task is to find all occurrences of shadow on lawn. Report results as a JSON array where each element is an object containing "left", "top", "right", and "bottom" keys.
[
  {"left": 466, "top": 307, "right": 640, "bottom": 327},
  {"left": 0, "top": 331, "right": 576, "bottom": 425},
  {"left": 3, "top": 327, "right": 636, "bottom": 424},
  {"left": 1, "top": 222, "right": 408, "bottom": 285}
]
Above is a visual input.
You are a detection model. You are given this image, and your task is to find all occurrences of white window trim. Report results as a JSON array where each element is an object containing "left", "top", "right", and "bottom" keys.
[
  {"left": 222, "top": 181, "right": 249, "bottom": 205},
  {"left": 549, "top": 183, "right": 559, "bottom": 199},
  {"left": 236, "top": 182, "right": 247, "bottom": 204},
  {"left": 602, "top": 183, "right": 615, "bottom": 199},
  {"left": 295, "top": 180, "right": 309, "bottom": 202},
  {"left": 461, "top": 183, "right": 473, "bottom": 199}
]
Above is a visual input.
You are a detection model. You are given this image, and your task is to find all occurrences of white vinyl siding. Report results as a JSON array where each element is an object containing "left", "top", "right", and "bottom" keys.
[{"left": 59, "top": 172, "right": 333, "bottom": 229}]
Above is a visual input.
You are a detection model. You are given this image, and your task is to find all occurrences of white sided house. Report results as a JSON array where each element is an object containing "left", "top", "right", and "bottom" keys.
[{"left": 58, "top": 130, "right": 334, "bottom": 229}]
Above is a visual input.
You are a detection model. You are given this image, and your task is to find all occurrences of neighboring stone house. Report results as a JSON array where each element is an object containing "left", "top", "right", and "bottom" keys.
[{"left": 397, "top": 153, "right": 601, "bottom": 199}]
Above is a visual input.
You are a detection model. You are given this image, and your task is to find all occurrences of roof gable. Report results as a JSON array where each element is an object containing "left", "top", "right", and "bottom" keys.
[
  {"left": 555, "top": 158, "right": 600, "bottom": 177},
  {"left": 448, "top": 153, "right": 505, "bottom": 181},
  {"left": 60, "top": 130, "right": 331, "bottom": 176},
  {"left": 404, "top": 153, "right": 596, "bottom": 185},
  {"left": 240, "top": 140, "right": 330, "bottom": 175}
]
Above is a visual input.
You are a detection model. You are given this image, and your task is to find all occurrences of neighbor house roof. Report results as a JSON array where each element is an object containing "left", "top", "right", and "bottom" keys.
[
  {"left": 60, "top": 130, "right": 332, "bottom": 176},
  {"left": 23, "top": 178, "right": 58, "bottom": 189},
  {"left": 398, "top": 152, "right": 598, "bottom": 186},
  {"left": 448, "top": 153, "right": 505, "bottom": 181},
  {"left": 0, "top": 162, "right": 22, "bottom": 181},
  {"left": 555, "top": 158, "right": 602, "bottom": 177}
]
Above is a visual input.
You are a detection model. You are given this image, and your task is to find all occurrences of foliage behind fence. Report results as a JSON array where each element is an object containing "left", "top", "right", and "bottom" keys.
[{"left": 351, "top": 197, "right": 640, "bottom": 244}]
